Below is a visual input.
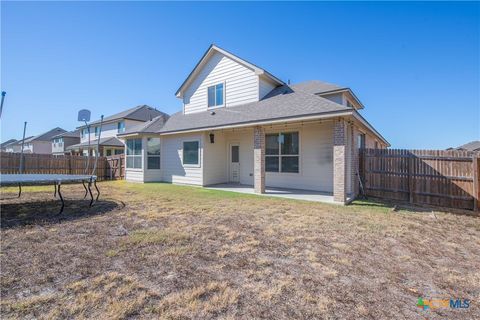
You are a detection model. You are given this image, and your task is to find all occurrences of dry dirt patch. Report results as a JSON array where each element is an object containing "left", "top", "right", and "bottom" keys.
[{"left": 1, "top": 181, "right": 479, "bottom": 319}]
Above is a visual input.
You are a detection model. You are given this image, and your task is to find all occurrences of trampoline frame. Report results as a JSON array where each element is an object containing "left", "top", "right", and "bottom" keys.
[{"left": 0, "top": 112, "right": 105, "bottom": 214}]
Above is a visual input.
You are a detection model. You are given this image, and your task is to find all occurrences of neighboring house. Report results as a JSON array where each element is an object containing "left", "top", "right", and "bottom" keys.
[
  {"left": 68, "top": 105, "right": 166, "bottom": 156},
  {"left": 447, "top": 141, "right": 480, "bottom": 153},
  {"left": 0, "top": 139, "right": 17, "bottom": 151},
  {"left": 5, "top": 128, "right": 66, "bottom": 154},
  {"left": 5, "top": 137, "right": 34, "bottom": 153},
  {"left": 51, "top": 130, "right": 81, "bottom": 155},
  {"left": 119, "top": 44, "right": 389, "bottom": 204}
]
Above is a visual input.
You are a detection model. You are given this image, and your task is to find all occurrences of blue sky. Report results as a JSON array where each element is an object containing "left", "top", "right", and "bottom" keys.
[{"left": 1, "top": 1, "right": 479, "bottom": 149}]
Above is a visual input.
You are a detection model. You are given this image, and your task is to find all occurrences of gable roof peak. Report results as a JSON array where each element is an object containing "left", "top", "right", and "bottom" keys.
[{"left": 175, "top": 44, "right": 284, "bottom": 98}]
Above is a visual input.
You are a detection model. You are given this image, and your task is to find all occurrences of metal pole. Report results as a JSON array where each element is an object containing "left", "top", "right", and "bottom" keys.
[
  {"left": 84, "top": 120, "right": 90, "bottom": 174},
  {"left": 92, "top": 115, "right": 104, "bottom": 175},
  {"left": 0, "top": 91, "right": 6, "bottom": 118},
  {"left": 19, "top": 121, "right": 27, "bottom": 173}
]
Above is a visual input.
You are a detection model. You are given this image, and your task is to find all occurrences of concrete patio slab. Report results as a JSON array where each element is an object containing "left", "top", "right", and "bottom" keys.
[{"left": 206, "top": 183, "right": 351, "bottom": 204}]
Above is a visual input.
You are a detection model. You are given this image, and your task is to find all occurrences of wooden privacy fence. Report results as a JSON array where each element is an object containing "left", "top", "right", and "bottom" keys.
[
  {"left": 360, "top": 149, "right": 480, "bottom": 211},
  {"left": 0, "top": 152, "right": 125, "bottom": 181}
]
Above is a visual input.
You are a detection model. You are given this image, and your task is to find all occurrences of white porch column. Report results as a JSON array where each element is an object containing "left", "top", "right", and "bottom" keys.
[
  {"left": 333, "top": 119, "right": 347, "bottom": 203},
  {"left": 254, "top": 126, "right": 265, "bottom": 194}
]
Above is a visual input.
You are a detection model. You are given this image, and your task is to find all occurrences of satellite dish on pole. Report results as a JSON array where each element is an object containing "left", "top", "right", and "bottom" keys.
[{"left": 78, "top": 109, "right": 91, "bottom": 122}]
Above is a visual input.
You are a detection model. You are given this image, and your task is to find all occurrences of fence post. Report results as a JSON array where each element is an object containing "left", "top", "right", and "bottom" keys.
[
  {"left": 408, "top": 155, "right": 414, "bottom": 204},
  {"left": 473, "top": 155, "right": 479, "bottom": 212}
]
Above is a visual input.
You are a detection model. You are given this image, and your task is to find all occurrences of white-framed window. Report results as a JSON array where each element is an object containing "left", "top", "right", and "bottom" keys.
[
  {"left": 358, "top": 133, "right": 366, "bottom": 149},
  {"left": 126, "top": 138, "right": 142, "bottom": 169},
  {"left": 94, "top": 127, "right": 100, "bottom": 138},
  {"left": 81, "top": 128, "right": 88, "bottom": 139},
  {"left": 53, "top": 138, "right": 63, "bottom": 148},
  {"left": 183, "top": 141, "right": 199, "bottom": 165},
  {"left": 117, "top": 121, "right": 125, "bottom": 133},
  {"left": 147, "top": 137, "right": 161, "bottom": 169},
  {"left": 207, "top": 83, "right": 224, "bottom": 108},
  {"left": 265, "top": 132, "right": 299, "bottom": 173}
]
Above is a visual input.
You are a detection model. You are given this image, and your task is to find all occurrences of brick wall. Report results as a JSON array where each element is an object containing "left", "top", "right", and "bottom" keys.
[
  {"left": 253, "top": 126, "right": 265, "bottom": 193},
  {"left": 333, "top": 119, "right": 347, "bottom": 203}
]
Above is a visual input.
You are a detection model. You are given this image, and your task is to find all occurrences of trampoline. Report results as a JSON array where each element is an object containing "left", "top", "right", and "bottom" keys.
[
  {"left": 0, "top": 174, "right": 99, "bottom": 214},
  {"left": 0, "top": 109, "right": 104, "bottom": 214}
]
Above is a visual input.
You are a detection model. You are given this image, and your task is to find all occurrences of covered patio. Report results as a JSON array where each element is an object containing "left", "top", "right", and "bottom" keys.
[{"left": 205, "top": 183, "right": 353, "bottom": 204}]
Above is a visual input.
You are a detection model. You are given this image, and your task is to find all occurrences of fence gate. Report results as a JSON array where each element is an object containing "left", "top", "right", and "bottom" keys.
[{"left": 360, "top": 149, "right": 479, "bottom": 211}]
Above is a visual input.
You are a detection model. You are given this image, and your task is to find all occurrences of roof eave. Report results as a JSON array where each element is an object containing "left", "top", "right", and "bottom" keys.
[
  {"left": 317, "top": 88, "right": 364, "bottom": 109},
  {"left": 159, "top": 110, "right": 354, "bottom": 136},
  {"left": 351, "top": 110, "right": 390, "bottom": 146}
]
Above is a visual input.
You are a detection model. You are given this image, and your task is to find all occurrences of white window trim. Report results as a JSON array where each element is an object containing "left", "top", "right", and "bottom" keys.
[
  {"left": 126, "top": 138, "right": 143, "bottom": 170},
  {"left": 146, "top": 137, "right": 161, "bottom": 170},
  {"left": 265, "top": 130, "right": 301, "bottom": 175},
  {"left": 117, "top": 121, "right": 125, "bottom": 133},
  {"left": 182, "top": 139, "right": 201, "bottom": 168},
  {"left": 207, "top": 81, "right": 226, "bottom": 109}
]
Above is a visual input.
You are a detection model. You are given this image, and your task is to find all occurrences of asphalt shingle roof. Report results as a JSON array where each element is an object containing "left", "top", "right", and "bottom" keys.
[
  {"left": 291, "top": 80, "right": 346, "bottom": 95},
  {"left": 26, "top": 128, "right": 67, "bottom": 142},
  {"left": 66, "top": 137, "right": 124, "bottom": 150},
  {"left": 52, "top": 129, "right": 81, "bottom": 139},
  {"left": 159, "top": 85, "right": 351, "bottom": 134},
  {"left": 119, "top": 113, "right": 170, "bottom": 136},
  {"left": 456, "top": 141, "right": 480, "bottom": 152},
  {"left": 87, "top": 105, "right": 164, "bottom": 126}
]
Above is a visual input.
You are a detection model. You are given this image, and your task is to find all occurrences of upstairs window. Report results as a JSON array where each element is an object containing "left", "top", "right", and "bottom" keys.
[
  {"left": 266, "top": 132, "right": 299, "bottom": 173},
  {"left": 81, "top": 128, "right": 88, "bottom": 139},
  {"left": 207, "top": 83, "right": 224, "bottom": 108},
  {"left": 94, "top": 127, "right": 100, "bottom": 138},
  {"left": 117, "top": 121, "right": 125, "bottom": 133}
]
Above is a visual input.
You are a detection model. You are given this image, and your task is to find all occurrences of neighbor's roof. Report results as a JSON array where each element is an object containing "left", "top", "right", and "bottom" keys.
[
  {"left": 118, "top": 113, "right": 170, "bottom": 136},
  {"left": 80, "top": 105, "right": 164, "bottom": 127},
  {"left": 11, "top": 136, "right": 34, "bottom": 146},
  {"left": 51, "top": 129, "right": 81, "bottom": 140},
  {"left": 161, "top": 85, "right": 352, "bottom": 133},
  {"left": 0, "top": 139, "right": 17, "bottom": 148},
  {"left": 456, "top": 140, "right": 480, "bottom": 152},
  {"left": 66, "top": 137, "right": 124, "bottom": 150},
  {"left": 175, "top": 44, "right": 285, "bottom": 98},
  {"left": 292, "top": 80, "right": 364, "bottom": 109},
  {"left": 25, "top": 127, "right": 67, "bottom": 142}
]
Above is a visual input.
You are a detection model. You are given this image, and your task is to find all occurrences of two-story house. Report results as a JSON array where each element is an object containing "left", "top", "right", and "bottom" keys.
[
  {"left": 119, "top": 45, "right": 389, "bottom": 204},
  {"left": 51, "top": 130, "right": 81, "bottom": 155},
  {"left": 6, "top": 128, "right": 66, "bottom": 154},
  {"left": 67, "top": 105, "right": 166, "bottom": 156}
]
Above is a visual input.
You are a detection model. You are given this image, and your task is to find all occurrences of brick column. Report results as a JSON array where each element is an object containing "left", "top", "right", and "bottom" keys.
[
  {"left": 351, "top": 124, "right": 359, "bottom": 197},
  {"left": 254, "top": 126, "right": 265, "bottom": 194},
  {"left": 333, "top": 119, "right": 347, "bottom": 203}
]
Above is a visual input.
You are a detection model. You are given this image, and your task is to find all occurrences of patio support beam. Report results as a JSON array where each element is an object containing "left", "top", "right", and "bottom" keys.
[
  {"left": 333, "top": 118, "right": 347, "bottom": 204},
  {"left": 253, "top": 126, "right": 265, "bottom": 194}
]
